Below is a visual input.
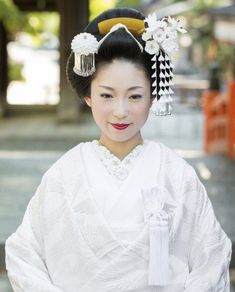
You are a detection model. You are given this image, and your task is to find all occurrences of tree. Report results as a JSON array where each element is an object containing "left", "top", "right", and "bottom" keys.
[
  {"left": 0, "top": 0, "right": 26, "bottom": 34},
  {"left": 116, "top": 0, "right": 143, "bottom": 7},
  {"left": 89, "top": 0, "right": 143, "bottom": 20},
  {"left": 90, "top": 0, "right": 117, "bottom": 20}
]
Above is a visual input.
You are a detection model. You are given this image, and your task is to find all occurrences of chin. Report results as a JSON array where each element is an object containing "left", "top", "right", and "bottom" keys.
[{"left": 108, "top": 133, "right": 139, "bottom": 143}]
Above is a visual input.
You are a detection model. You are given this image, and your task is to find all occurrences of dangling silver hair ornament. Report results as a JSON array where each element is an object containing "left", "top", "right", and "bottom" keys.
[
  {"left": 71, "top": 24, "right": 143, "bottom": 77},
  {"left": 142, "top": 14, "right": 187, "bottom": 116},
  {"left": 71, "top": 33, "right": 99, "bottom": 77}
]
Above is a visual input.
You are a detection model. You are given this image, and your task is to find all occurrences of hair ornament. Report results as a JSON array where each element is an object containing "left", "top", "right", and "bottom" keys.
[
  {"left": 152, "top": 80, "right": 157, "bottom": 87},
  {"left": 165, "top": 55, "right": 170, "bottom": 61},
  {"left": 71, "top": 33, "right": 99, "bottom": 77},
  {"left": 70, "top": 13, "right": 186, "bottom": 116},
  {"left": 145, "top": 40, "right": 160, "bottom": 55},
  {"left": 151, "top": 55, "right": 157, "bottom": 62},
  {"left": 151, "top": 95, "right": 173, "bottom": 116},
  {"left": 159, "top": 80, "right": 164, "bottom": 87},
  {"left": 71, "top": 23, "right": 144, "bottom": 77},
  {"left": 143, "top": 13, "right": 186, "bottom": 116},
  {"left": 98, "top": 23, "right": 143, "bottom": 52},
  {"left": 98, "top": 17, "right": 145, "bottom": 37}
]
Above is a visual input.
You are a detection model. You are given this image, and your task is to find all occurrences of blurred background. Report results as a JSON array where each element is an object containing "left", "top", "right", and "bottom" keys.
[{"left": 0, "top": 0, "right": 235, "bottom": 290}]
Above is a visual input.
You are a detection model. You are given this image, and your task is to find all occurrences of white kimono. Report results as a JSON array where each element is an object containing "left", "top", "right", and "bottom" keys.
[{"left": 5, "top": 140, "right": 232, "bottom": 292}]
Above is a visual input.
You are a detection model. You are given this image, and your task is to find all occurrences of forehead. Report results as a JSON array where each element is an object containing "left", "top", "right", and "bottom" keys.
[{"left": 92, "top": 59, "right": 150, "bottom": 89}]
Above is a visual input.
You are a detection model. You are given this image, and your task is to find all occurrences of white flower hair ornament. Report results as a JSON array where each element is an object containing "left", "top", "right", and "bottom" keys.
[{"left": 143, "top": 13, "right": 187, "bottom": 116}]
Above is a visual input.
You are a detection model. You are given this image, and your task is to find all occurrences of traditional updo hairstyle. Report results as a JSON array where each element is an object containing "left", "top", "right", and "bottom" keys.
[{"left": 66, "top": 7, "right": 167, "bottom": 103}]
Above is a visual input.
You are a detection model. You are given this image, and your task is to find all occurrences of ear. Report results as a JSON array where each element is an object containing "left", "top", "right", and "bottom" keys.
[{"left": 84, "top": 96, "right": 92, "bottom": 107}]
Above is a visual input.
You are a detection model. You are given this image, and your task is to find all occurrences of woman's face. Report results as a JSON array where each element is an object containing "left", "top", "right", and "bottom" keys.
[{"left": 85, "top": 59, "right": 153, "bottom": 144}]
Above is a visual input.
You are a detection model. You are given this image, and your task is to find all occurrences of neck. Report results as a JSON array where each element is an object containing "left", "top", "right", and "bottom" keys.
[{"left": 99, "top": 133, "right": 143, "bottom": 160}]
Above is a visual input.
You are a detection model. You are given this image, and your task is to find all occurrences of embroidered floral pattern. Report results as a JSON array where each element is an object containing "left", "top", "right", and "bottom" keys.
[{"left": 92, "top": 140, "right": 146, "bottom": 181}]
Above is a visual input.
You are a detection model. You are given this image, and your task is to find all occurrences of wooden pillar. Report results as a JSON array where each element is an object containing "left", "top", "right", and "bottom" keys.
[
  {"left": 57, "top": 0, "right": 89, "bottom": 122},
  {"left": 0, "top": 22, "right": 8, "bottom": 117}
]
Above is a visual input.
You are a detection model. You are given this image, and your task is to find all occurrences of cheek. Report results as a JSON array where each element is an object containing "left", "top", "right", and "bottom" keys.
[
  {"left": 91, "top": 101, "right": 111, "bottom": 119},
  {"left": 132, "top": 101, "right": 151, "bottom": 118}
]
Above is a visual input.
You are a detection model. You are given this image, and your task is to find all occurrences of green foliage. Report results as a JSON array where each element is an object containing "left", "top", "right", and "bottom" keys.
[
  {"left": 89, "top": 0, "right": 117, "bottom": 20},
  {"left": 89, "top": 0, "right": 142, "bottom": 20},
  {"left": 8, "top": 62, "right": 25, "bottom": 82},
  {"left": 173, "top": 0, "right": 228, "bottom": 67},
  {"left": 171, "top": 0, "right": 227, "bottom": 10},
  {"left": 217, "top": 44, "right": 235, "bottom": 78},
  {"left": 0, "top": 0, "right": 16, "bottom": 20},
  {"left": 0, "top": 0, "right": 26, "bottom": 33},
  {"left": 25, "top": 12, "right": 59, "bottom": 46},
  {"left": 116, "top": 0, "right": 142, "bottom": 7},
  {"left": 0, "top": 0, "right": 59, "bottom": 45},
  {"left": 192, "top": 0, "right": 226, "bottom": 12},
  {"left": 26, "top": 12, "right": 59, "bottom": 36}
]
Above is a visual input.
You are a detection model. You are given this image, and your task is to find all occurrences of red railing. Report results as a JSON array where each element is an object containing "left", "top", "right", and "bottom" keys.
[{"left": 203, "top": 81, "right": 235, "bottom": 159}]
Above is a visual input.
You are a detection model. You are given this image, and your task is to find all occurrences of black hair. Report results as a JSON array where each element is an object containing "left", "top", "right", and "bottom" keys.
[{"left": 66, "top": 8, "right": 167, "bottom": 102}]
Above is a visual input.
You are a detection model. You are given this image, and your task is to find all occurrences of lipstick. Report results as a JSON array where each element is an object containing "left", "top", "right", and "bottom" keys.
[{"left": 111, "top": 123, "right": 130, "bottom": 130}]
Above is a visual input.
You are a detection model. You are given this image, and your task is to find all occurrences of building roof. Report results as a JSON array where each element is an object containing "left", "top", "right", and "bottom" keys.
[
  {"left": 12, "top": 0, "right": 57, "bottom": 11},
  {"left": 144, "top": 1, "right": 193, "bottom": 17},
  {"left": 208, "top": 4, "right": 235, "bottom": 17}
]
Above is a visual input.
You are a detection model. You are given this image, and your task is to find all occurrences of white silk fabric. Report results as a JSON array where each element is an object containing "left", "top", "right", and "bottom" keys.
[{"left": 5, "top": 141, "right": 232, "bottom": 292}]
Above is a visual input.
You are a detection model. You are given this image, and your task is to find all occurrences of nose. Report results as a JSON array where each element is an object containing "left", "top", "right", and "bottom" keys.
[{"left": 113, "top": 100, "right": 128, "bottom": 119}]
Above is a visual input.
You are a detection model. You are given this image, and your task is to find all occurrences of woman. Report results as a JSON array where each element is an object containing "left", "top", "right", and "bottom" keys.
[{"left": 5, "top": 7, "right": 232, "bottom": 292}]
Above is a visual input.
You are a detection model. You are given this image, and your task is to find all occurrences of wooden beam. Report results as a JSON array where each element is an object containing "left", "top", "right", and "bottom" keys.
[{"left": 13, "top": 0, "right": 57, "bottom": 11}]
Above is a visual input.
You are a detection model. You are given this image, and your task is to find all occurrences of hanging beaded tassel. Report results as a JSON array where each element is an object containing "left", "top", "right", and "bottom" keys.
[
  {"left": 150, "top": 50, "right": 175, "bottom": 116},
  {"left": 71, "top": 32, "right": 99, "bottom": 77},
  {"left": 142, "top": 13, "right": 187, "bottom": 116},
  {"left": 73, "top": 53, "right": 96, "bottom": 77}
]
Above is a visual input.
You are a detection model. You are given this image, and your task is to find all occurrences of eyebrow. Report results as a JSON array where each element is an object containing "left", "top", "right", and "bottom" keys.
[{"left": 98, "top": 85, "right": 144, "bottom": 91}]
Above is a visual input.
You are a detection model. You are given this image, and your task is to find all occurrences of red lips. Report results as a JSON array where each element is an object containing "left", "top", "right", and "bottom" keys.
[{"left": 111, "top": 123, "right": 130, "bottom": 130}]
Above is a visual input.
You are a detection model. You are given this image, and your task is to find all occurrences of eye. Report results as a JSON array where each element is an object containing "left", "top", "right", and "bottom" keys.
[
  {"left": 100, "top": 93, "right": 113, "bottom": 99},
  {"left": 129, "top": 95, "right": 143, "bottom": 100}
]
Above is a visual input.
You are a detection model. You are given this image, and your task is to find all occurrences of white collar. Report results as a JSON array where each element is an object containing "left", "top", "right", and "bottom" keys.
[{"left": 91, "top": 140, "right": 148, "bottom": 181}]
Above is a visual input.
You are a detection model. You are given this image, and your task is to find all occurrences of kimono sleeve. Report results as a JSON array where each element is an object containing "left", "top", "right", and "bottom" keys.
[
  {"left": 5, "top": 172, "right": 64, "bottom": 292},
  {"left": 183, "top": 167, "right": 232, "bottom": 292}
]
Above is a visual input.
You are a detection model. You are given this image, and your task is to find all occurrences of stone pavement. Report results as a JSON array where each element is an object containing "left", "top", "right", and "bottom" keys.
[{"left": 0, "top": 103, "right": 235, "bottom": 291}]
